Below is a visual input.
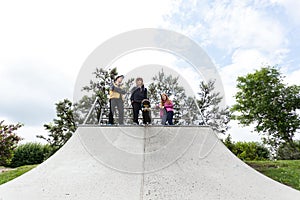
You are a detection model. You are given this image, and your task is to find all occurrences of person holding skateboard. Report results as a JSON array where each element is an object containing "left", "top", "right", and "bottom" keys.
[
  {"left": 159, "top": 93, "right": 174, "bottom": 125},
  {"left": 109, "top": 75, "right": 126, "bottom": 125},
  {"left": 130, "top": 77, "right": 148, "bottom": 125}
]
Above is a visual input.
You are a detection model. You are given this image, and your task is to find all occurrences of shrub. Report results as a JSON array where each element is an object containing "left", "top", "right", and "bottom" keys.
[
  {"left": 223, "top": 134, "right": 270, "bottom": 161},
  {"left": 9, "top": 143, "right": 53, "bottom": 168},
  {"left": 234, "top": 141, "right": 270, "bottom": 161},
  {"left": 0, "top": 120, "right": 23, "bottom": 166},
  {"left": 277, "top": 140, "right": 300, "bottom": 160}
]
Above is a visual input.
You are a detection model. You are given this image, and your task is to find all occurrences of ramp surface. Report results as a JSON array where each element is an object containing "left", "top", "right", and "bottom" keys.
[{"left": 0, "top": 126, "right": 299, "bottom": 199}]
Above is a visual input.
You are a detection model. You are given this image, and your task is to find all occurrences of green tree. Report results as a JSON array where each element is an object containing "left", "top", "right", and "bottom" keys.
[
  {"left": 231, "top": 66, "right": 300, "bottom": 150},
  {"left": 147, "top": 70, "right": 230, "bottom": 128},
  {"left": 276, "top": 140, "right": 300, "bottom": 160},
  {"left": 74, "top": 67, "right": 118, "bottom": 124},
  {"left": 148, "top": 69, "right": 187, "bottom": 124},
  {"left": 0, "top": 120, "right": 23, "bottom": 166},
  {"left": 197, "top": 80, "right": 231, "bottom": 133},
  {"left": 37, "top": 99, "right": 77, "bottom": 152}
]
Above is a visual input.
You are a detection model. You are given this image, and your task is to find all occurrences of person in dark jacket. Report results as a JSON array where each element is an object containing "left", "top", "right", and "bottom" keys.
[{"left": 130, "top": 77, "right": 147, "bottom": 124}]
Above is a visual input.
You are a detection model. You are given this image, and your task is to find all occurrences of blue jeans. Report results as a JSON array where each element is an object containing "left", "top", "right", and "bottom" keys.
[
  {"left": 161, "top": 109, "right": 167, "bottom": 125},
  {"left": 166, "top": 111, "right": 174, "bottom": 125},
  {"left": 109, "top": 98, "right": 124, "bottom": 124}
]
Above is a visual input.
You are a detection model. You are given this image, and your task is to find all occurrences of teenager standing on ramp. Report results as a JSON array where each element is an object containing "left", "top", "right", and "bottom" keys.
[
  {"left": 160, "top": 93, "right": 174, "bottom": 125},
  {"left": 109, "top": 75, "right": 126, "bottom": 125},
  {"left": 130, "top": 77, "right": 148, "bottom": 125}
]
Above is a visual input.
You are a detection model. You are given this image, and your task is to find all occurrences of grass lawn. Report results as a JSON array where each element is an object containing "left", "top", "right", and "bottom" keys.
[
  {"left": 0, "top": 165, "right": 37, "bottom": 185},
  {"left": 246, "top": 160, "right": 300, "bottom": 191}
]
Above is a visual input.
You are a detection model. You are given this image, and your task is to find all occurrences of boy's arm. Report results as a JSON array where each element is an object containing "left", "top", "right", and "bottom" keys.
[
  {"left": 113, "top": 86, "right": 126, "bottom": 94},
  {"left": 130, "top": 87, "right": 136, "bottom": 102},
  {"left": 109, "top": 82, "right": 115, "bottom": 91},
  {"left": 131, "top": 86, "right": 137, "bottom": 93}
]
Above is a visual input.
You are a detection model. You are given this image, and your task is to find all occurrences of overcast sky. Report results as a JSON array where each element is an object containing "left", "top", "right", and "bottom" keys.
[{"left": 1, "top": 0, "right": 299, "bottom": 143}]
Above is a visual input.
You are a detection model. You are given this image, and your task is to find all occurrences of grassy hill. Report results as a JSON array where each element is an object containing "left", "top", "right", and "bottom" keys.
[
  {"left": 246, "top": 160, "right": 300, "bottom": 191},
  {"left": 0, "top": 165, "right": 37, "bottom": 185}
]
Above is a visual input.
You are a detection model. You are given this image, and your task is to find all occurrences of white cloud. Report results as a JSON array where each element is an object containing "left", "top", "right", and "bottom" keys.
[
  {"left": 165, "top": 0, "right": 299, "bottom": 142},
  {"left": 286, "top": 68, "right": 300, "bottom": 86},
  {"left": 220, "top": 48, "right": 272, "bottom": 105},
  {"left": 1, "top": 0, "right": 298, "bottom": 143},
  {"left": 111, "top": 50, "right": 203, "bottom": 96},
  {"left": 0, "top": 0, "right": 174, "bottom": 142},
  {"left": 219, "top": 121, "right": 261, "bottom": 142},
  {"left": 18, "top": 126, "right": 48, "bottom": 144},
  {"left": 270, "top": 0, "right": 300, "bottom": 24},
  {"left": 0, "top": 61, "right": 72, "bottom": 126},
  {"left": 165, "top": 0, "right": 288, "bottom": 55},
  {"left": 0, "top": 116, "right": 47, "bottom": 144},
  {"left": 208, "top": 2, "right": 285, "bottom": 50}
]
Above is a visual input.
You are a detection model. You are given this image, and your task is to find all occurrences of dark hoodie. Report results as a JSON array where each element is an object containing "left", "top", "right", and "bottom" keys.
[{"left": 130, "top": 85, "right": 147, "bottom": 103}]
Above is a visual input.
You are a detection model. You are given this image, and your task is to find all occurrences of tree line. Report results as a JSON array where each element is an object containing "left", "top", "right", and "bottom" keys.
[{"left": 1, "top": 65, "right": 299, "bottom": 166}]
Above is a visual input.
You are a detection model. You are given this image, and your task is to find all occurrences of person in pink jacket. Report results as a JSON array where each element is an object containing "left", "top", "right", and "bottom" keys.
[{"left": 159, "top": 93, "right": 174, "bottom": 125}]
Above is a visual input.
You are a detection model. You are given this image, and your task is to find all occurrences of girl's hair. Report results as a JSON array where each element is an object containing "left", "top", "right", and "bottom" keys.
[
  {"left": 136, "top": 77, "right": 143, "bottom": 84},
  {"left": 161, "top": 93, "right": 171, "bottom": 105}
]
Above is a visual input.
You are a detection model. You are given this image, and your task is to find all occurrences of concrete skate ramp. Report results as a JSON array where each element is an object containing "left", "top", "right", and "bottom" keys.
[{"left": 0, "top": 126, "right": 299, "bottom": 199}]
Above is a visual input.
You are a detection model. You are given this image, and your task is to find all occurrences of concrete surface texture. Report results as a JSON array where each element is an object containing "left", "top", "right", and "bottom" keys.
[{"left": 0, "top": 126, "right": 299, "bottom": 200}]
